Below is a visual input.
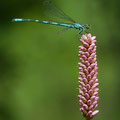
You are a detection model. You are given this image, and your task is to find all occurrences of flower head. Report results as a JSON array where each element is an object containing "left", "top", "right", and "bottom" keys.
[{"left": 78, "top": 33, "right": 99, "bottom": 120}]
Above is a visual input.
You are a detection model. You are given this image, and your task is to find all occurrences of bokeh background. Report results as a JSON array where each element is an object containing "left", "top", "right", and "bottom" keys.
[{"left": 0, "top": 0, "right": 120, "bottom": 120}]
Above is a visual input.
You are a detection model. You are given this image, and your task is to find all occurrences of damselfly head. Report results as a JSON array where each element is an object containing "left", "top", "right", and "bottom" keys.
[{"left": 85, "top": 24, "right": 90, "bottom": 29}]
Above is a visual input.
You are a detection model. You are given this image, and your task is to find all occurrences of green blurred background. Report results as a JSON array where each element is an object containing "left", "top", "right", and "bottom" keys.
[{"left": 0, "top": 0, "right": 120, "bottom": 120}]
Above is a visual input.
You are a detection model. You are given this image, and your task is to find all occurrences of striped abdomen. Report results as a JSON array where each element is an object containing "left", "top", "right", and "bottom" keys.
[{"left": 12, "top": 19, "right": 74, "bottom": 28}]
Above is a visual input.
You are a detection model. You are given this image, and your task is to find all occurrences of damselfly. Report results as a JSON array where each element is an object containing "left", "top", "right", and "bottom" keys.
[{"left": 12, "top": 1, "right": 90, "bottom": 35}]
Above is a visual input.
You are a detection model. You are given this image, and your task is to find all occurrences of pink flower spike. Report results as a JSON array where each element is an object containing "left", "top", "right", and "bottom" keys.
[
  {"left": 91, "top": 96, "right": 96, "bottom": 102},
  {"left": 83, "top": 78, "right": 88, "bottom": 84},
  {"left": 78, "top": 67, "right": 83, "bottom": 71},
  {"left": 85, "top": 52, "right": 90, "bottom": 57},
  {"left": 81, "top": 96, "right": 87, "bottom": 103},
  {"left": 93, "top": 92, "right": 98, "bottom": 96},
  {"left": 94, "top": 88, "right": 99, "bottom": 92},
  {"left": 87, "top": 100, "right": 92, "bottom": 106},
  {"left": 79, "top": 90, "right": 84, "bottom": 96},
  {"left": 82, "top": 35, "right": 87, "bottom": 40},
  {"left": 87, "top": 38, "right": 92, "bottom": 44},
  {"left": 80, "top": 107, "right": 84, "bottom": 112},
  {"left": 78, "top": 77, "right": 82, "bottom": 81},
  {"left": 88, "top": 111, "right": 92, "bottom": 117},
  {"left": 89, "top": 104, "right": 94, "bottom": 111},
  {"left": 92, "top": 83, "right": 99, "bottom": 89},
  {"left": 92, "top": 110, "right": 99, "bottom": 117},
  {"left": 78, "top": 33, "right": 99, "bottom": 120},
  {"left": 86, "top": 84, "right": 91, "bottom": 90},
  {"left": 85, "top": 93, "right": 90, "bottom": 100},
  {"left": 88, "top": 89, "right": 93, "bottom": 96},
  {"left": 83, "top": 87, "right": 88, "bottom": 93},
  {"left": 91, "top": 36, "right": 96, "bottom": 40},
  {"left": 89, "top": 80, "right": 94, "bottom": 86},
  {"left": 83, "top": 104, "right": 88, "bottom": 110},
  {"left": 83, "top": 42, "right": 90, "bottom": 48},
  {"left": 95, "top": 97, "right": 99, "bottom": 101},
  {"left": 82, "top": 55, "right": 88, "bottom": 60},
  {"left": 87, "top": 33, "right": 92, "bottom": 38}
]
